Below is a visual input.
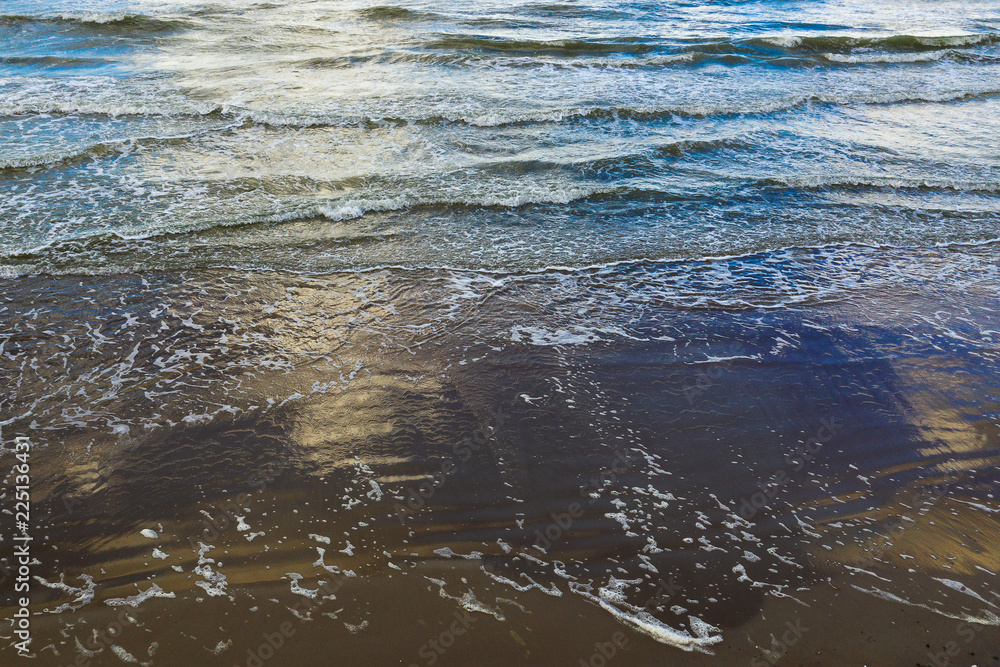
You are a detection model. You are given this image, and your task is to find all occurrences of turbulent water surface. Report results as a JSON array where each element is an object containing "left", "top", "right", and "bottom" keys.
[{"left": 2, "top": 1, "right": 1000, "bottom": 665}]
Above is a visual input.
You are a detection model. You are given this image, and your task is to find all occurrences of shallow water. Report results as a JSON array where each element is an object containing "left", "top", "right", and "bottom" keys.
[{"left": 2, "top": 1, "right": 1000, "bottom": 665}]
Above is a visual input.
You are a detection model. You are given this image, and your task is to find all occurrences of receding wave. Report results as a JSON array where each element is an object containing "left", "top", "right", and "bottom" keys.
[{"left": 5, "top": 237, "right": 1000, "bottom": 308}]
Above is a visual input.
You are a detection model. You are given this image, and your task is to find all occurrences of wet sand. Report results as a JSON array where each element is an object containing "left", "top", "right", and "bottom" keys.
[{"left": 2, "top": 261, "right": 999, "bottom": 665}]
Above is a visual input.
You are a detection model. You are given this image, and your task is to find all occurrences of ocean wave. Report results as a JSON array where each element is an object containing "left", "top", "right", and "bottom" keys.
[
  {"left": 294, "top": 50, "right": 701, "bottom": 70},
  {"left": 462, "top": 89, "right": 1000, "bottom": 125},
  {"left": 744, "top": 32, "right": 1000, "bottom": 53},
  {"left": 351, "top": 32, "right": 1000, "bottom": 66},
  {"left": 231, "top": 89, "right": 1000, "bottom": 128},
  {"left": 393, "top": 32, "right": 1000, "bottom": 61},
  {"left": 757, "top": 174, "right": 1000, "bottom": 193},
  {"left": 1, "top": 86, "right": 997, "bottom": 138},
  {"left": 821, "top": 51, "right": 947, "bottom": 64},
  {"left": 288, "top": 46, "right": 1000, "bottom": 72},
  {"left": 0, "top": 145, "right": 115, "bottom": 170},
  {"left": 0, "top": 97, "right": 225, "bottom": 118},
  {"left": 423, "top": 35, "right": 661, "bottom": 57},
  {"left": 255, "top": 187, "right": 614, "bottom": 226},
  {"left": 519, "top": 3, "right": 633, "bottom": 20},
  {"left": 4, "top": 83, "right": 997, "bottom": 130},
  {"left": 0, "top": 121, "right": 242, "bottom": 171},
  {"left": 0, "top": 12, "right": 192, "bottom": 32},
  {"left": 0, "top": 73, "right": 226, "bottom": 119},
  {"left": 0, "top": 55, "right": 115, "bottom": 68},
  {"left": 0, "top": 182, "right": 618, "bottom": 260},
  {"left": 820, "top": 50, "right": 1000, "bottom": 65},
  {"left": 355, "top": 6, "right": 442, "bottom": 22}
]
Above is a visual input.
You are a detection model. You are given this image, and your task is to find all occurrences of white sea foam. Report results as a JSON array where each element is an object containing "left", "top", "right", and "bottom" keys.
[{"left": 105, "top": 583, "right": 175, "bottom": 607}]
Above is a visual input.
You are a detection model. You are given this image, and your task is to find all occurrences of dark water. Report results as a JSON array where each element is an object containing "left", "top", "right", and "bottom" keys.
[{"left": 2, "top": 1, "right": 1000, "bottom": 665}]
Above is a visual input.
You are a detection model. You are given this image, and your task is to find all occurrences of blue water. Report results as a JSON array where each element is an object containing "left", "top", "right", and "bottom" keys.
[{"left": 2, "top": 0, "right": 1000, "bottom": 282}]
